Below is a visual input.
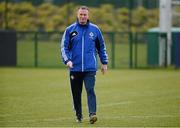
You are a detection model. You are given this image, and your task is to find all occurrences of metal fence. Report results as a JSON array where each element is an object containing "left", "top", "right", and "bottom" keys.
[{"left": 16, "top": 31, "right": 159, "bottom": 69}]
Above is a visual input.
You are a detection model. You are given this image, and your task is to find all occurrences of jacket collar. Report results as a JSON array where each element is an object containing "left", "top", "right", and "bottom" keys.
[{"left": 76, "top": 19, "right": 90, "bottom": 27}]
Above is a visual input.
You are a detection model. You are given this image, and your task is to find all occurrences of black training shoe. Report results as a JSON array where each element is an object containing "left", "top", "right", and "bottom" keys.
[
  {"left": 76, "top": 118, "right": 82, "bottom": 123},
  {"left": 89, "top": 114, "right": 97, "bottom": 124},
  {"left": 76, "top": 115, "right": 83, "bottom": 123}
]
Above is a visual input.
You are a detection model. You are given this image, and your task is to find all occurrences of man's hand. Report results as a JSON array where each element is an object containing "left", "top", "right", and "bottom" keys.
[
  {"left": 101, "top": 64, "right": 107, "bottom": 75},
  {"left": 66, "top": 61, "right": 73, "bottom": 68}
]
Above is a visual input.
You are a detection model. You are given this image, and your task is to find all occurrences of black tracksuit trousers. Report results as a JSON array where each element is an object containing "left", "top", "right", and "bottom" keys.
[{"left": 70, "top": 71, "right": 96, "bottom": 118}]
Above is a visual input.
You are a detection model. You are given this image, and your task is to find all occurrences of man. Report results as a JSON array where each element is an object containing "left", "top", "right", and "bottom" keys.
[{"left": 60, "top": 6, "right": 108, "bottom": 124}]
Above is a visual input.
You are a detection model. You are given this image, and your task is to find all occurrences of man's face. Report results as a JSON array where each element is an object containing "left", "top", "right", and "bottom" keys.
[{"left": 77, "top": 9, "right": 89, "bottom": 25}]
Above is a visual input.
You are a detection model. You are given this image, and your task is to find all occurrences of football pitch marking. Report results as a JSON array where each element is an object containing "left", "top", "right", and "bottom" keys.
[
  {"left": 0, "top": 117, "right": 73, "bottom": 123},
  {"left": 1, "top": 115, "right": 179, "bottom": 123},
  {"left": 101, "top": 115, "right": 180, "bottom": 119},
  {"left": 99, "top": 101, "right": 133, "bottom": 107}
]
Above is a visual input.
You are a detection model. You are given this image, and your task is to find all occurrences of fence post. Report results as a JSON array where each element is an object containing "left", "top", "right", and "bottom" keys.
[
  {"left": 129, "top": 32, "right": 133, "bottom": 68},
  {"left": 34, "top": 32, "right": 38, "bottom": 67},
  {"left": 134, "top": 32, "right": 138, "bottom": 68},
  {"left": 110, "top": 32, "right": 115, "bottom": 69},
  {"left": 128, "top": 0, "right": 133, "bottom": 69}
]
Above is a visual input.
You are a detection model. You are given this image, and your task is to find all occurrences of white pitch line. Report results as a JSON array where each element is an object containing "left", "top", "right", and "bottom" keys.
[
  {"left": 1, "top": 115, "right": 179, "bottom": 123},
  {"left": 0, "top": 117, "right": 73, "bottom": 123},
  {"left": 101, "top": 115, "right": 180, "bottom": 119},
  {"left": 99, "top": 101, "right": 133, "bottom": 107}
]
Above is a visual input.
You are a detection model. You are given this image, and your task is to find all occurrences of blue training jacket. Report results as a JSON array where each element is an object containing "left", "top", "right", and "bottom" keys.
[{"left": 60, "top": 20, "right": 108, "bottom": 72}]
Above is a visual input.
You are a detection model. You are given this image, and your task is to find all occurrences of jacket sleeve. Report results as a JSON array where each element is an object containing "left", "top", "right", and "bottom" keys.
[
  {"left": 96, "top": 28, "right": 108, "bottom": 65},
  {"left": 60, "top": 29, "right": 71, "bottom": 65}
]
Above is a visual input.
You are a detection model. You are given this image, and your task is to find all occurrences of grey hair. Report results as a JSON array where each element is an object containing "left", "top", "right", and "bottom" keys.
[{"left": 77, "top": 6, "right": 89, "bottom": 11}]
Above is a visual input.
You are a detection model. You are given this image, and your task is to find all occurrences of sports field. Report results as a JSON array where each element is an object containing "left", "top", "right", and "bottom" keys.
[{"left": 0, "top": 68, "right": 180, "bottom": 127}]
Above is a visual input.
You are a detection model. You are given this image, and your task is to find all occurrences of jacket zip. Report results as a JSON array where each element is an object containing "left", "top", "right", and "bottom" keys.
[{"left": 82, "top": 31, "right": 85, "bottom": 72}]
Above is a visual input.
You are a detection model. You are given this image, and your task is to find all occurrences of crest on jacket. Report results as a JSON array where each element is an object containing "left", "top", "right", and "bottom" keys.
[{"left": 89, "top": 32, "right": 94, "bottom": 39}]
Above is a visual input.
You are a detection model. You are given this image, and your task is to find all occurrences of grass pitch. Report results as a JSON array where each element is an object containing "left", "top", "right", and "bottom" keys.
[{"left": 0, "top": 68, "right": 180, "bottom": 127}]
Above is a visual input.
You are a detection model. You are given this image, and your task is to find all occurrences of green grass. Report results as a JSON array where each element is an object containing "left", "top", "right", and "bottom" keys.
[
  {"left": 17, "top": 32, "right": 148, "bottom": 68},
  {"left": 17, "top": 40, "right": 64, "bottom": 67},
  {"left": 0, "top": 68, "right": 180, "bottom": 127},
  {"left": 17, "top": 41, "right": 147, "bottom": 68}
]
